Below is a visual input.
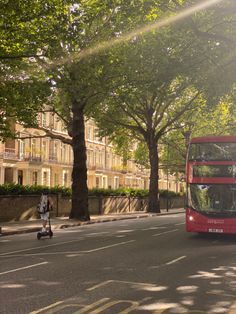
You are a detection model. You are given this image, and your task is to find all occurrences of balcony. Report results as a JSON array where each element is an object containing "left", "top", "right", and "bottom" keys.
[
  {"left": 23, "top": 154, "right": 42, "bottom": 163},
  {"left": 48, "top": 155, "right": 72, "bottom": 166},
  {"left": 0, "top": 148, "right": 19, "bottom": 161},
  {"left": 48, "top": 155, "right": 58, "bottom": 163}
]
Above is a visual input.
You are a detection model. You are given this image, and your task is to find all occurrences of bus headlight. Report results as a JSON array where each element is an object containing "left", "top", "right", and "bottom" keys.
[{"left": 189, "top": 216, "right": 194, "bottom": 222}]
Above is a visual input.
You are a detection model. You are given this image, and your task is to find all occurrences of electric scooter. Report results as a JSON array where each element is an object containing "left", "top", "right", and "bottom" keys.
[{"left": 37, "top": 214, "right": 53, "bottom": 240}]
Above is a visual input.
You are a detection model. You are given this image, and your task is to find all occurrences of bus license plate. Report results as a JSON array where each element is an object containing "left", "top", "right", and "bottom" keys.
[{"left": 208, "top": 228, "right": 223, "bottom": 233}]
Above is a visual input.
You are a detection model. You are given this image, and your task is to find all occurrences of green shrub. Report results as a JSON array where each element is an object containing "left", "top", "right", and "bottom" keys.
[
  {"left": 88, "top": 187, "right": 149, "bottom": 197},
  {"left": 0, "top": 184, "right": 182, "bottom": 198},
  {"left": 0, "top": 184, "right": 71, "bottom": 196},
  {"left": 159, "top": 189, "right": 182, "bottom": 198}
]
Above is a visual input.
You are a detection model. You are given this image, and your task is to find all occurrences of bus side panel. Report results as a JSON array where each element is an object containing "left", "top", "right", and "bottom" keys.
[{"left": 186, "top": 208, "right": 236, "bottom": 234}]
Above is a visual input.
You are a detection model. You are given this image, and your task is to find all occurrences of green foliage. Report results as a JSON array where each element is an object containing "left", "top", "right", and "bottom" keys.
[
  {"left": 89, "top": 188, "right": 149, "bottom": 197},
  {"left": 0, "top": 184, "right": 71, "bottom": 196},
  {"left": 160, "top": 95, "right": 236, "bottom": 175},
  {"left": 0, "top": 184, "right": 181, "bottom": 198},
  {"left": 105, "top": 129, "right": 134, "bottom": 165},
  {"left": 0, "top": 0, "right": 73, "bottom": 139},
  {"left": 1, "top": 0, "right": 235, "bottom": 216},
  {"left": 134, "top": 142, "right": 150, "bottom": 168},
  {"left": 159, "top": 189, "right": 182, "bottom": 198},
  {"left": 89, "top": 0, "right": 236, "bottom": 213}
]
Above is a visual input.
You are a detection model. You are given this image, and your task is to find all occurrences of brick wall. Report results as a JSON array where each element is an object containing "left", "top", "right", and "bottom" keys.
[{"left": 0, "top": 195, "right": 185, "bottom": 222}]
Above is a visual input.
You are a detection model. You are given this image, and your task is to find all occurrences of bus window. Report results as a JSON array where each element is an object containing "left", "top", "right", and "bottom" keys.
[{"left": 188, "top": 143, "right": 236, "bottom": 161}]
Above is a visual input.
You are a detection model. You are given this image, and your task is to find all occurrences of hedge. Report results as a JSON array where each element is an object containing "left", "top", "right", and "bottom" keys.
[
  {"left": 0, "top": 184, "right": 71, "bottom": 196},
  {"left": 0, "top": 184, "right": 182, "bottom": 198}
]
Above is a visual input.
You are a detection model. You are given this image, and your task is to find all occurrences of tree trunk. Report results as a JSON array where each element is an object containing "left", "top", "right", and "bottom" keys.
[
  {"left": 69, "top": 101, "right": 90, "bottom": 221},
  {"left": 147, "top": 135, "right": 160, "bottom": 213}
]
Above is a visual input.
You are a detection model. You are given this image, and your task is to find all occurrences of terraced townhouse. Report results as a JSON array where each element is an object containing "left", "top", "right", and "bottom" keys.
[{"left": 0, "top": 112, "right": 183, "bottom": 193}]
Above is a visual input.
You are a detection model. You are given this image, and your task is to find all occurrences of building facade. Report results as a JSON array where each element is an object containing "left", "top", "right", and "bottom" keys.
[{"left": 0, "top": 112, "right": 183, "bottom": 192}]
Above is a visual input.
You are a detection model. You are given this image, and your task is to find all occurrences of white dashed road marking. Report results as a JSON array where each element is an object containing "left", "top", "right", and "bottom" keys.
[{"left": 0, "top": 261, "right": 48, "bottom": 276}]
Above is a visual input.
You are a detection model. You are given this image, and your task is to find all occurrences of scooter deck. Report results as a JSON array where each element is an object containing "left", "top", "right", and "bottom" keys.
[{"left": 37, "top": 229, "right": 53, "bottom": 239}]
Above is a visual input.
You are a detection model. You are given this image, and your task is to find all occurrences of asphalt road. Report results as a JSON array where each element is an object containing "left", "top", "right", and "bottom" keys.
[{"left": 1, "top": 213, "right": 236, "bottom": 314}]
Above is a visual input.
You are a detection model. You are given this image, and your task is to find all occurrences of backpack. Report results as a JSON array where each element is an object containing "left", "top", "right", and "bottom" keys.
[{"left": 37, "top": 195, "right": 48, "bottom": 214}]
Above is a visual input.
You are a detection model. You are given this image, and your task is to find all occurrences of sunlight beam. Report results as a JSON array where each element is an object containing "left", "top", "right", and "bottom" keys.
[
  {"left": 66, "top": 0, "right": 224, "bottom": 64},
  {"left": 3, "top": 0, "right": 225, "bottom": 81}
]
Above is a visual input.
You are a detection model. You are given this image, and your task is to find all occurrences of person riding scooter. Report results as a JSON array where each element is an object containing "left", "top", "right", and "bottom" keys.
[{"left": 37, "top": 191, "right": 53, "bottom": 236}]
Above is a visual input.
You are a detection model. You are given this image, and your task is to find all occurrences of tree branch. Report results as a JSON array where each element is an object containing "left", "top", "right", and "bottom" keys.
[
  {"left": 17, "top": 127, "right": 72, "bottom": 145},
  {"left": 156, "top": 91, "right": 201, "bottom": 139}
]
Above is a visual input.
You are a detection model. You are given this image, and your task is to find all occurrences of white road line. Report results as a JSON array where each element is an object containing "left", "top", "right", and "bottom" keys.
[
  {"left": 30, "top": 301, "right": 64, "bottom": 314},
  {"left": 73, "top": 298, "right": 110, "bottom": 314},
  {"left": 87, "top": 280, "right": 157, "bottom": 291},
  {"left": 166, "top": 256, "right": 186, "bottom": 265},
  {"left": 0, "top": 239, "right": 82, "bottom": 256},
  {"left": 85, "top": 232, "right": 109, "bottom": 236},
  {"left": 142, "top": 227, "right": 167, "bottom": 231},
  {"left": 0, "top": 240, "right": 135, "bottom": 257},
  {"left": 0, "top": 252, "right": 83, "bottom": 257},
  {"left": 152, "top": 229, "right": 178, "bottom": 237},
  {"left": 84, "top": 240, "right": 135, "bottom": 252},
  {"left": 87, "top": 280, "right": 113, "bottom": 291},
  {"left": 0, "top": 261, "right": 48, "bottom": 276}
]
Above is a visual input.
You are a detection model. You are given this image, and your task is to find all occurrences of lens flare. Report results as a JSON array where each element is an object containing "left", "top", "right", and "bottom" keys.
[
  {"left": 66, "top": 0, "right": 224, "bottom": 64},
  {"left": 2, "top": 0, "right": 224, "bottom": 81}
]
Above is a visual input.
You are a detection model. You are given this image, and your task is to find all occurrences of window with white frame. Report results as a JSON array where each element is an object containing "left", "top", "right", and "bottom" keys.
[
  {"left": 106, "top": 153, "right": 111, "bottom": 169},
  {"left": 42, "top": 140, "right": 47, "bottom": 160},
  {"left": 31, "top": 139, "right": 36, "bottom": 156},
  {"left": 18, "top": 140, "right": 25, "bottom": 160},
  {"left": 102, "top": 176, "right": 107, "bottom": 188},
  {"left": 62, "top": 170, "right": 68, "bottom": 186},
  {"left": 95, "top": 175, "right": 100, "bottom": 188},
  {"left": 42, "top": 168, "right": 50, "bottom": 186},
  {"left": 87, "top": 150, "right": 93, "bottom": 167},
  {"left": 114, "top": 176, "right": 119, "bottom": 189},
  {"left": 54, "top": 142, "right": 58, "bottom": 160},
  {"left": 93, "top": 151, "right": 97, "bottom": 166},
  {"left": 32, "top": 171, "right": 38, "bottom": 185},
  {"left": 41, "top": 112, "right": 47, "bottom": 127},
  {"left": 108, "top": 176, "right": 112, "bottom": 189},
  {"left": 61, "top": 143, "right": 66, "bottom": 162},
  {"left": 125, "top": 176, "right": 132, "bottom": 187},
  {"left": 112, "top": 155, "right": 116, "bottom": 167},
  {"left": 99, "top": 151, "right": 103, "bottom": 167},
  {"left": 42, "top": 171, "right": 47, "bottom": 186},
  {"left": 54, "top": 173, "right": 59, "bottom": 186},
  {"left": 86, "top": 126, "right": 94, "bottom": 141}
]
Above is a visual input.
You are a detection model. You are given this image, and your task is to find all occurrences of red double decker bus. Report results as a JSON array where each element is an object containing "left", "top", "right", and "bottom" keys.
[{"left": 186, "top": 136, "right": 236, "bottom": 234}]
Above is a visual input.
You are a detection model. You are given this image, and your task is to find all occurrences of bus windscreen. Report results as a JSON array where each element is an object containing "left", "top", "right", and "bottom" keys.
[{"left": 189, "top": 184, "right": 236, "bottom": 214}]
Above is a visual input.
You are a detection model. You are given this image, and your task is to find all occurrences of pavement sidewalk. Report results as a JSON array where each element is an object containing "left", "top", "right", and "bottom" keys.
[{"left": 0, "top": 208, "right": 185, "bottom": 236}]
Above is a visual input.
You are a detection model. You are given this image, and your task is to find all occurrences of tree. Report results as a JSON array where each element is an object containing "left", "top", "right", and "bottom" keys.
[
  {"left": 2, "top": 0, "right": 157, "bottom": 220},
  {"left": 34, "top": 1, "right": 157, "bottom": 220},
  {"left": 93, "top": 41, "right": 201, "bottom": 212},
  {"left": 161, "top": 95, "right": 236, "bottom": 175},
  {"left": 91, "top": 0, "right": 236, "bottom": 213},
  {"left": 0, "top": 1, "right": 79, "bottom": 139},
  {"left": 2, "top": 0, "right": 236, "bottom": 218}
]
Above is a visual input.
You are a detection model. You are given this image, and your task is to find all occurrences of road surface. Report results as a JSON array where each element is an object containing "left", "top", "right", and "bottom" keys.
[{"left": 1, "top": 213, "right": 236, "bottom": 313}]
